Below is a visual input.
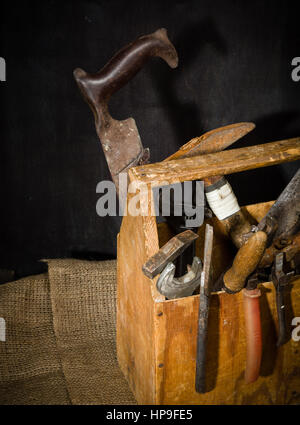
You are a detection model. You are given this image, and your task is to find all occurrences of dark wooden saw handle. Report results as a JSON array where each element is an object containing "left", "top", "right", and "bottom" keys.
[{"left": 73, "top": 28, "right": 178, "bottom": 129}]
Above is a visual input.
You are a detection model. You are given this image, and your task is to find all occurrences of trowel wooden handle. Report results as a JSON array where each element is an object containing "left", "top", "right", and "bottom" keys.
[
  {"left": 166, "top": 122, "right": 255, "bottom": 160},
  {"left": 223, "top": 231, "right": 267, "bottom": 293},
  {"left": 73, "top": 28, "right": 178, "bottom": 126}
]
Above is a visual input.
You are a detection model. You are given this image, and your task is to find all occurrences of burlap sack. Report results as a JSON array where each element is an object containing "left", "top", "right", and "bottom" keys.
[{"left": 0, "top": 259, "right": 136, "bottom": 405}]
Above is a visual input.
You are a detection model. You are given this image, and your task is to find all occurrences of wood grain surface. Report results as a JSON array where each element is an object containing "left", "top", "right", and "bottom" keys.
[{"left": 129, "top": 138, "right": 300, "bottom": 186}]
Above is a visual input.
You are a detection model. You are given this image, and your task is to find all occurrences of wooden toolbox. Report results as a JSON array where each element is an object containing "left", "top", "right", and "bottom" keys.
[{"left": 116, "top": 139, "right": 300, "bottom": 404}]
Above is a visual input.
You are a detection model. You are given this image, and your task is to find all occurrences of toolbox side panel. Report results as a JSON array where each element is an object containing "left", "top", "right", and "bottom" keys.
[
  {"left": 117, "top": 189, "right": 164, "bottom": 404},
  {"left": 154, "top": 280, "right": 300, "bottom": 404}
]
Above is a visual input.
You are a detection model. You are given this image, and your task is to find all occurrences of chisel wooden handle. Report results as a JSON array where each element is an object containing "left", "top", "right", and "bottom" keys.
[
  {"left": 166, "top": 122, "right": 255, "bottom": 160},
  {"left": 223, "top": 231, "right": 267, "bottom": 293},
  {"left": 74, "top": 28, "right": 178, "bottom": 128}
]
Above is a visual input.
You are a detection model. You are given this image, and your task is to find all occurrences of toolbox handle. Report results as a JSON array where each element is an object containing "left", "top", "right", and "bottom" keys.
[{"left": 129, "top": 138, "right": 300, "bottom": 187}]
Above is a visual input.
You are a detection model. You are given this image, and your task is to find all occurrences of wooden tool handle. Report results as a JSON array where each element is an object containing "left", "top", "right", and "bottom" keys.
[
  {"left": 166, "top": 122, "right": 255, "bottom": 160},
  {"left": 73, "top": 28, "right": 178, "bottom": 127},
  {"left": 220, "top": 210, "right": 253, "bottom": 248},
  {"left": 223, "top": 231, "right": 267, "bottom": 293},
  {"left": 204, "top": 176, "right": 253, "bottom": 247}
]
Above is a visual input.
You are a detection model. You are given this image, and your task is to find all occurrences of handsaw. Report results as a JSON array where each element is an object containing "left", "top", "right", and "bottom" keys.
[{"left": 73, "top": 28, "right": 178, "bottom": 197}]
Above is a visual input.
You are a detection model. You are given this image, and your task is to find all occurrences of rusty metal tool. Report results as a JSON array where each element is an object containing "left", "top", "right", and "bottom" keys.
[
  {"left": 251, "top": 237, "right": 300, "bottom": 350},
  {"left": 195, "top": 223, "right": 214, "bottom": 393},
  {"left": 142, "top": 229, "right": 198, "bottom": 279},
  {"left": 271, "top": 252, "right": 295, "bottom": 346},
  {"left": 142, "top": 230, "right": 202, "bottom": 299},
  {"left": 157, "top": 256, "right": 202, "bottom": 299},
  {"left": 257, "top": 167, "right": 300, "bottom": 246},
  {"left": 73, "top": 28, "right": 178, "bottom": 197},
  {"left": 259, "top": 231, "right": 300, "bottom": 269}
]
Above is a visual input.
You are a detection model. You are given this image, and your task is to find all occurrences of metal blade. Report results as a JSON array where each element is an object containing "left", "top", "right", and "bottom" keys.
[
  {"left": 98, "top": 116, "right": 150, "bottom": 193},
  {"left": 200, "top": 223, "right": 214, "bottom": 296}
]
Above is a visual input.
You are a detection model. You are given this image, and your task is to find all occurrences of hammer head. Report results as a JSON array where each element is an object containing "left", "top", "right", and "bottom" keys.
[{"left": 142, "top": 230, "right": 199, "bottom": 279}]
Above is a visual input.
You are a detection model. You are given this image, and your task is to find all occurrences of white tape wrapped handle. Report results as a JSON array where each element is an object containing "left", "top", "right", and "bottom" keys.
[{"left": 205, "top": 181, "right": 240, "bottom": 220}]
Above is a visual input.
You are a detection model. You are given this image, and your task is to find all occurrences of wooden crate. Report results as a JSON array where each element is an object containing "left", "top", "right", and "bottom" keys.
[{"left": 116, "top": 141, "right": 300, "bottom": 404}]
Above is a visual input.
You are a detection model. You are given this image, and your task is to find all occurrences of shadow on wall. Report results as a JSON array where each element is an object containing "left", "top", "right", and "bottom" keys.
[
  {"left": 229, "top": 110, "right": 300, "bottom": 206},
  {"left": 148, "top": 17, "right": 228, "bottom": 154}
]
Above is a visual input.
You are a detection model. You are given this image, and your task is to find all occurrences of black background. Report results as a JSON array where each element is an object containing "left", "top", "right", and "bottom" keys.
[{"left": 0, "top": 0, "right": 299, "bottom": 278}]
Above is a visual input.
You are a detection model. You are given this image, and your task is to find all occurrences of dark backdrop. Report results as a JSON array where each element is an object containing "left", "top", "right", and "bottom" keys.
[{"left": 0, "top": 0, "right": 299, "bottom": 278}]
